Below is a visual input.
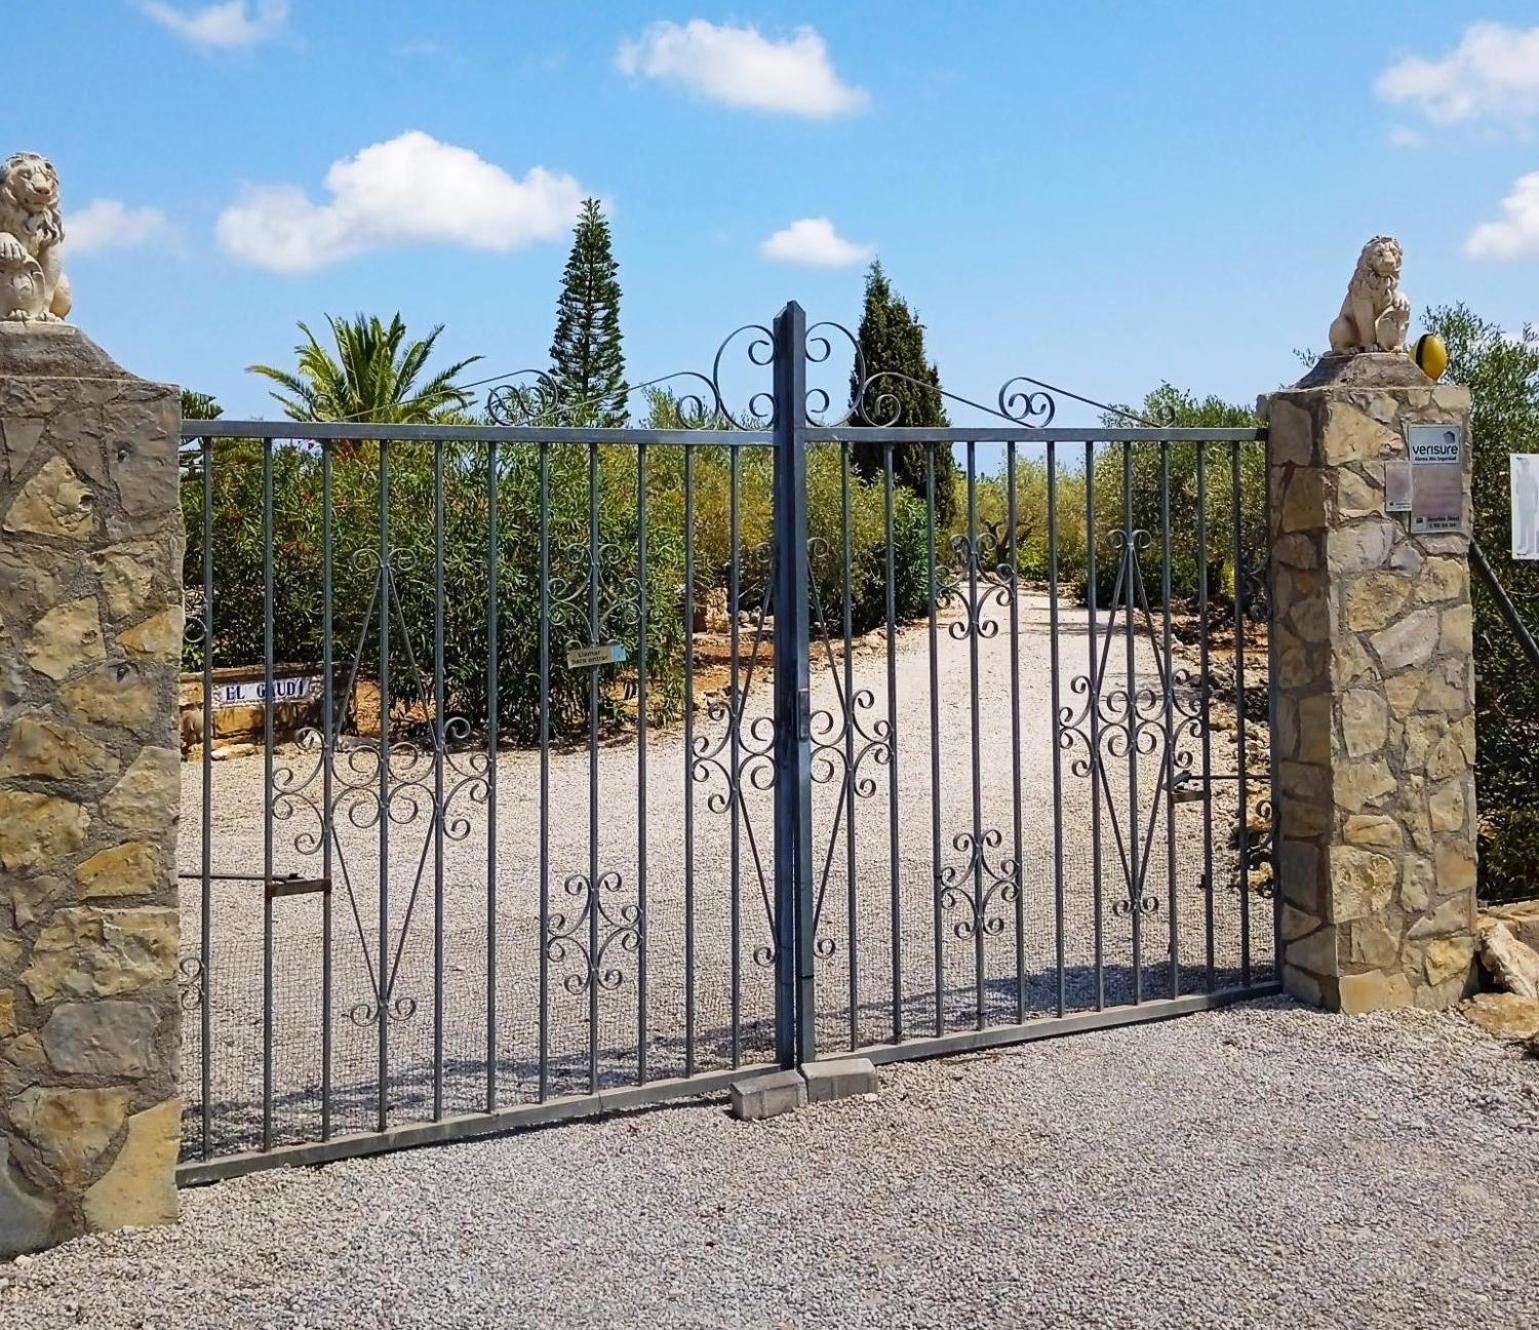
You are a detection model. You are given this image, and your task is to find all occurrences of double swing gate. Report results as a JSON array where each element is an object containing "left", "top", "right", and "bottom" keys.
[{"left": 178, "top": 303, "right": 1279, "bottom": 1182}]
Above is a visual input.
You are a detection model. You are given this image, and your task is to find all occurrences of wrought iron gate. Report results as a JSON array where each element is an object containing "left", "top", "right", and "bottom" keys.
[{"left": 177, "top": 302, "right": 1277, "bottom": 1183}]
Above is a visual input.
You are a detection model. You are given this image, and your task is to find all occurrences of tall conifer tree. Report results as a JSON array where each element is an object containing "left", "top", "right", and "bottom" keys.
[
  {"left": 848, "top": 262, "right": 957, "bottom": 526},
  {"left": 548, "top": 198, "right": 627, "bottom": 426}
]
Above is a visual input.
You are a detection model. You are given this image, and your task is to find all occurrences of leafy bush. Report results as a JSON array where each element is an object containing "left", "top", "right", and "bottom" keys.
[
  {"left": 184, "top": 433, "right": 934, "bottom": 744},
  {"left": 1427, "top": 304, "right": 1539, "bottom": 903}
]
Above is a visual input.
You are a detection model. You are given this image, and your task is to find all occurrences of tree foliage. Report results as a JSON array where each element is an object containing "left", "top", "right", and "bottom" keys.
[
  {"left": 847, "top": 262, "right": 959, "bottom": 527},
  {"left": 1425, "top": 303, "right": 1539, "bottom": 902},
  {"left": 247, "top": 313, "right": 480, "bottom": 424},
  {"left": 549, "top": 198, "right": 627, "bottom": 427}
]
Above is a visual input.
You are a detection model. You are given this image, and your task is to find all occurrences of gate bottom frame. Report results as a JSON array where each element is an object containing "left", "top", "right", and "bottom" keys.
[{"left": 175, "top": 983, "right": 1276, "bottom": 1187}]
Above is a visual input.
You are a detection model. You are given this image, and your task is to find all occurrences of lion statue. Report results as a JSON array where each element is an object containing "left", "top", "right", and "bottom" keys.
[
  {"left": 1328, "top": 235, "right": 1409, "bottom": 355},
  {"left": 0, "top": 152, "right": 71, "bottom": 323}
]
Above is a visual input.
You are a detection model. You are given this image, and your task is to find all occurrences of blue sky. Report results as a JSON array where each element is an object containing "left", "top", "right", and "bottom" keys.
[{"left": 15, "top": 2, "right": 1539, "bottom": 424}]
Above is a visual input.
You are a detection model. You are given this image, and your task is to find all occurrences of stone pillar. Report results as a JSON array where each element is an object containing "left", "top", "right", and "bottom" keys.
[
  {"left": 1263, "top": 353, "right": 1478, "bottom": 1014},
  {"left": 0, "top": 324, "right": 182, "bottom": 1255}
]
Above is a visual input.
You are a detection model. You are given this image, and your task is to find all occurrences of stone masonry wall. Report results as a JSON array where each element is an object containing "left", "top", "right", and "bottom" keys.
[
  {"left": 1264, "top": 358, "right": 1478, "bottom": 1014},
  {"left": 0, "top": 325, "right": 183, "bottom": 1256}
]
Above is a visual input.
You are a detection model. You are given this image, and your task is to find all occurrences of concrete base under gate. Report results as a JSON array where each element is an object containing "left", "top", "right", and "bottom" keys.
[{"left": 729, "top": 1059, "right": 878, "bottom": 1121}]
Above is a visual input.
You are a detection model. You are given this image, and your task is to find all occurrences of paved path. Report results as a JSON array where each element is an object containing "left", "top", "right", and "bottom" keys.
[{"left": 7, "top": 1000, "right": 1537, "bottom": 1329}]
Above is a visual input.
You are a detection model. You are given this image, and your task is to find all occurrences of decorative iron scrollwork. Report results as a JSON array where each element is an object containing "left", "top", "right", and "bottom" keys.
[
  {"left": 546, "top": 871, "right": 643, "bottom": 995},
  {"left": 937, "top": 829, "right": 1021, "bottom": 941}
]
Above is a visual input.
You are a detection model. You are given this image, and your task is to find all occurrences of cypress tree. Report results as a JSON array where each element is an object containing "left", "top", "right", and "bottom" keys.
[
  {"left": 548, "top": 198, "right": 627, "bottom": 426},
  {"left": 848, "top": 261, "right": 958, "bottom": 527}
]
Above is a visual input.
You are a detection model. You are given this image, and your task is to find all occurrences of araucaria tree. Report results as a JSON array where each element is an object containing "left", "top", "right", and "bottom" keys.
[
  {"left": 549, "top": 197, "right": 627, "bottom": 426},
  {"left": 848, "top": 261, "right": 958, "bottom": 527}
]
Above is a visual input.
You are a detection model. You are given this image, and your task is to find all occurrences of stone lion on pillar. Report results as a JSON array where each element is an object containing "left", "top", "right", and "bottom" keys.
[
  {"left": 0, "top": 152, "right": 71, "bottom": 323},
  {"left": 1328, "top": 235, "right": 1409, "bottom": 355}
]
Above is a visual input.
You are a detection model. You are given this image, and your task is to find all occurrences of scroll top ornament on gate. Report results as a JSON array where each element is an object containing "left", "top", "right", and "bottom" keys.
[
  {"left": 1328, "top": 235, "right": 1409, "bottom": 355},
  {"left": 0, "top": 151, "right": 72, "bottom": 323}
]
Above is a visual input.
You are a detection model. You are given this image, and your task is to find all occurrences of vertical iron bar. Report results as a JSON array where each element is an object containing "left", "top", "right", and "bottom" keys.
[
  {"left": 1006, "top": 441, "right": 1025, "bottom": 1022},
  {"left": 1265, "top": 440, "right": 1282, "bottom": 978},
  {"left": 432, "top": 440, "right": 446, "bottom": 1120},
  {"left": 683, "top": 447, "right": 696, "bottom": 1077},
  {"left": 926, "top": 449, "right": 943, "bottom": 1036},
  {"left": 966, "top": 442, "right": 985, "bottom": 1030},
  {"left": 587, "top": 443, "right": 601, "bottom": 1094},
  {"left": 728, "top": 445, "right": 742, "bottom": 1067},
  {"left": 1047, "top": 443, "right": 1066, "bottom": 1017},
  {"left": 1122, "top": 443, "right": 1142, "bottom": 1005},
  {"left": 883, "top": 444, "right": 901, "bottom": 1042},
  {"left": 772, "top": 301, "right": 814, "bottom": 1069},
  {"left": 376, "top": 439, "right": 390, "bottom": 1134},
  {"left": 198, "top": 437, "right": 213, "bottom": 1159},
  {"left": 1198, "top": 444, "right": 1216, "bottom": 991},
  {"left": 320, "top": 441, "right": 333, "bottom": 1140},
  {"left": 261, "top": 437, "right": 274, "bottom": 1149},
  {"left": 1162, "top": 442, "right": 1179, "bottom": 999},
  {"left": 485, "top": 441, "right": 499, "bottom": 1110},
  {"left": 1232, "top": 443, "right": 1252, "bottom": 987},
  {"left": 1085, "top": 441, "right": 1104, "bottom": 1010},
  {"left": 537, "top": 443, "right": 550, "bottom": 1099},
  {"left": 636, "top": 444, "right": 649, "bottom": 1083},
  {"left": 841, "top": 442, "right": 857, "bottom": 1050}
]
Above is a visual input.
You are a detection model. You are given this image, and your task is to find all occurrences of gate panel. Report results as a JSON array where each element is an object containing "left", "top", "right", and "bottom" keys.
[{"left": 177, "top": 307, "right": 1279, "bottom": 1180}]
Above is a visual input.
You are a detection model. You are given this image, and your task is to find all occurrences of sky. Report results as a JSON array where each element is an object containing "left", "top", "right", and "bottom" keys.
[{"left": 12, "top": 2, "right": 1539, "bottom": 426}]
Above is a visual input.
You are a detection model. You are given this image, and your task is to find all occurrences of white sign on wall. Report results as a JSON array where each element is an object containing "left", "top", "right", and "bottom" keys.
[
  {"left": 210, "top": 676, "right": 321, "bottom": 709},
  {"left": 1514, "top": 454, "right": 1539, "bottom": 561}
]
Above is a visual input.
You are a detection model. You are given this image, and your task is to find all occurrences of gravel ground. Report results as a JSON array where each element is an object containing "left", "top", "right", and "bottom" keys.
[
  {"left": 179, "top": 591, "right": 1271, "bottom": 1155},
  {"left": 5, "top": 998, "right": 1537, "bottom": 1329}
]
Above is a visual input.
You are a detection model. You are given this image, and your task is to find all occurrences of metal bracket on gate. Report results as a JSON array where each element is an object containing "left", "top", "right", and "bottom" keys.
[
  {"left": 1168, "top": 772, "right": 1244, "bottom": 804},
  {"left": 177, "top": 871, "right": 332, "bottom": 899}
]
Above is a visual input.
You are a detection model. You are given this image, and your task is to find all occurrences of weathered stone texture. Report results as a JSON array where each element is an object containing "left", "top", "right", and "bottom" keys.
[
  {"left": 0, "top": 326, "right": 183, "bottom": 1255},
  {"left": 1263, "top": 371, "right": 1476, "bottom": 1014}
]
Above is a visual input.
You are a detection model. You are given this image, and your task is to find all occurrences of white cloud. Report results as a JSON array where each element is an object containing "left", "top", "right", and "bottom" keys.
[
  {"left": 760, "top": 217, "right": 874, "bottom": 267},
  {"left": 138, "top": 0, "right": 289, "bottom": 50},
  {"left": 616, "top": 20, "right": 868, "bottom": 117},
  {"left": 215, "top": 131, "right": 587, "bottom": 274},
  {"left": 1376, "top": 23, "right": 1539, "bottom": 127},
  {"left": 1466, "top": 171, "right": 1539, "bottom": 261},
  {"left": 66, "top": 199, "right": 177, "bottom": 255},
  {"left": 1387, "top": 126, "right": 1425, "bottom": 149}
]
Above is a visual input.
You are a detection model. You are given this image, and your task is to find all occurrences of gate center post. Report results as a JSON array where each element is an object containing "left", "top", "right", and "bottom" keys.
[{"left": 771, "top": 301, "right": 816, "bottom": 1068}]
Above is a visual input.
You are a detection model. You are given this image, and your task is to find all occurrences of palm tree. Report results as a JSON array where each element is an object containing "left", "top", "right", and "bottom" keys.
[{"left": 247, "top": 313, "right": 481, "bottom": 425}]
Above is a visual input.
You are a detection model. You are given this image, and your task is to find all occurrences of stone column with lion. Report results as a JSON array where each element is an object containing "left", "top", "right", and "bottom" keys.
[
  {"left": 1, "top": 153, "right": 184, "bottom": 1255},
  {"left": 1262, "top": 237, "right": 1478, "bottom": 1013}
]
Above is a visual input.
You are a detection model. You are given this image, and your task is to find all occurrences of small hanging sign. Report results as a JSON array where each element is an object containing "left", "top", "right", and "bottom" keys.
[
  {"left": 1385, "top": 461, "right": 1412, "bottom": 514},
  {"left": 1406, "top": 424, "right": 1464, "bottom": 534},
  {"left": 1513, "top": 454, "right": 1539, "bottom": 560},
  {"left": 567, "top": 642, "right": 627, "bottom": 670}
]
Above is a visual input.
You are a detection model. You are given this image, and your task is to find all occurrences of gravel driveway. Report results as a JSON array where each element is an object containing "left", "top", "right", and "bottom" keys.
[
  {"left": 179, "top": 590, "right": 1272, "bottom": 1155},
  {"left": 5, "top": 999, "right": 1536, "bottom": 1329}
]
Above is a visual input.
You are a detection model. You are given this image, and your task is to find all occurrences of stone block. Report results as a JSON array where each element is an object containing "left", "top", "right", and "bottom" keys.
[
  {"left": 730, "top": 1069, "right": 806, "bottom": 1122},
  {"left": 76, "top": 841, "right": 161, "bottom": 899},
  {"left": 0, "top": 713, "right": 117, "bottom": 781},
  {"left": 0, "top": 1139, "right": 55, "bottom": 1258},
  {"left": 10, "top": 1085, "right": 130, "bottom": 1187},
  {"left": 40, "top": 1001, "right": 159, "bottom": 1076},
  {"left": 3, "top": 454, "right": 97, "bottom": 543},
  {"left": 100, "top": 748, "right": 180, "bottom": 835},
  {"left": 1336, "top": 969, "right": 1413, "bottom": 1014},
  {"left": 82, "top": 1097, "right": 180, "bottom": 1233},
  {"left": 22, "top": 597, "right": 106, "bottom": 682},
  {"left": 21, "top": 906, "right": 178, "bottom": 1003},
  {"left": 801, "top": 1057, "right": 878, "bottom": 1105},
  {"left": 1461, "top": 992, "right": 1539, "bottom": 1041},
  {"left": 0, "top": 791, "right": 89, "bottom": 872},
  {"left": 1369, "top": 609, "right": 1439, "bottom": 673}
]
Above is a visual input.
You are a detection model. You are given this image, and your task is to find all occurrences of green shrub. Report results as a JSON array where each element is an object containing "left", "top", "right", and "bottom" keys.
[{"left": 184, "top": 434, "right": 934, "bottom": 745}]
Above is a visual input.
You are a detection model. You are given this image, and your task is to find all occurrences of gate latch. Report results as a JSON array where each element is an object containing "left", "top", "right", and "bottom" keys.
[{"left": 797, "top": 687, "right": 811, "bottom": 741}]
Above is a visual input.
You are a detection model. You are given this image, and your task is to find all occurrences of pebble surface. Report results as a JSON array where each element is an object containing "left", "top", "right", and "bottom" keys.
[{"left": 5, "top": 997, "right": 1537, "bottom": 1329}]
